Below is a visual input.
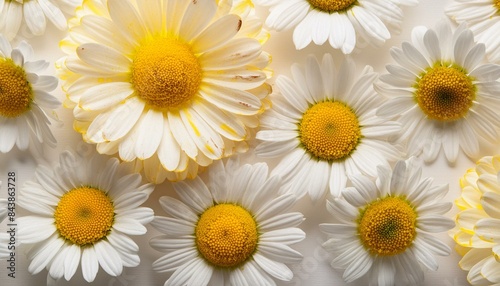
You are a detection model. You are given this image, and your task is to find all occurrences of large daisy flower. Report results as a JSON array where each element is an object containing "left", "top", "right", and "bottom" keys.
[
  {"left": 0, "top": 35, "right": 60, "bottom": 154},
  {"left": 321, "top": 157, "right": 454, "bottom": 285},
  {"left": 451, "top": 155, "right": 500, "bottom": 285},
  {"left": 150, "top": 159, "right": 305, "bottom": 285},
  {"left": 376, "top": 21, "right": 500, "bottom": 164},
  {"left": 253, "top": 0, "right": 418, "bottom": 52},
  {"left": 0, "top": 0, "right": 80, "bottom": 40},
  {"left": 255, "top": 54, "right": 401, "bottom": 201},
  {"left": 57, "top": 0, "right": 271, "bottom": 184},
  {"left": 17, "top": 150, "right": 155, "bottom": 282},
  {"left": 446, "top": 0, "right": 500, "bottom": 63}
]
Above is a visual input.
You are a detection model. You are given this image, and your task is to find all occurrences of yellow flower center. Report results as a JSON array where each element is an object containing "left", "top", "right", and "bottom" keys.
[
  {"left": 195, "top": 204, "right": 258, "bottom": 268},
  {"left": 414, "top": 64, "right": 475, "bottom": 121},
  {"left": 54, "top": 187, "right": 114, "bottom": 246},
  {"left": 299, "top": 101, "right": 361, "bottom": 161},
  {"left": 494, "top": 0, "right": 500, "bottom": 10},
  {"left": 307, "top": 0, "right": 356, "bottom": 12},
  {"left": 131, "top": 36, "right": 202, "bottom": 109},
  {"left": 0, "top": 58, "right": 33, "bottom": 118},
  {"left": 358, "top": 197, "right": 417, "bottom": 256}
]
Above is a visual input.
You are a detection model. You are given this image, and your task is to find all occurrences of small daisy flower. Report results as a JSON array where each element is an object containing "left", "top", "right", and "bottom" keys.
[
  {"left": 321, "top": 157, "right": 454, "bottom": 285},
  {"left": 256, "top": 54, "right": 401, "bottom": 201},
  {"left": 451, "top": 155, "right": 500, "bottom": 285},
  {"left": 446, "top": 0, "right": 500, "bottom": 63},
  {"left": 254, "top": 0, "right": 418, "bottom": 52},
  {"left": 0, "top": 35, "right": 60, "bottom": 154},
  {"left": 17, "top": 150, "right": 155, "bottom": 283},
  {"left": 0, "top": 0, "right": 80, "bottom": 40},
  {"left": 57, "top": 0, "right": 271, "bottom": 184},
  {"left": 150, "top": 159, "right": 305, "bottom": 285},
  {"left": 376, "top": 21, "right": 500, "bottom": 164}
]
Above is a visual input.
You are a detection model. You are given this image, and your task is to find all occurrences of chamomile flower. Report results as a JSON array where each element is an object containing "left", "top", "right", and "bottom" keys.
[
  {"left": 256, "top": 54, "right": 401, "bottom": 201},
  {"left": 0, "top": 35, "right": 60, "bottom": 154},
  {"left": 17, "top": 150, "right": 155, "bottom": 283},
  {"left": 376, "top": 21, "right": 500, "bottom": 164},
  {"left": 254, "top": 0, "right": 418, "bottom": 52},
  {"left": 451, "top": 155, "right": 500, "bottom": 285},
  {"left": 150, "top": 159, "right": 305, "bottom": 285},
  {"left": 0, "top": 0, "right": 80, "bottom": 40},
  {"left": 446, "top": 0, "right": 500, "bottom": 63},
  {"left": 57, "top": 0, "right": 271, "bottom": 184},
  {"left": 321, "top": 157, "right": 454, "bottom": 285}
]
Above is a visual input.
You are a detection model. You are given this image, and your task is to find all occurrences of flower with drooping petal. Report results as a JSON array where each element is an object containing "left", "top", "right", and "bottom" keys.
[
  {"left": 0, "top": 35, "right": 60, "bottom": 154},
  {"left": 57, "top": 0, "right": 271, "bottom": 184},
  {"left": 376, "top": 21, "right": 500, "bottom": 164},
  {"left": 253, "top": 0, "right": 418, "bottom": 52},
  {"left": 256, "top": 54, "right": 401, "bottom": 201},
  {"left": 17, "top": 149, "right": 155, "bottom": 283},
  {"left": 150, "top": 158, "right": 305, "bottom": 285},
  {"left": 321, "top": 157, "right": 454, "bottom": 285}
]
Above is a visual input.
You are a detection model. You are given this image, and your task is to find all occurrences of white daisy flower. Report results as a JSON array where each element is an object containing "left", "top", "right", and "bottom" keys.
[
  {"left": 0, "top": 35, "right": 60, "bottom": 154},
  {"left": 376, "top": 21, "right": 500, "bottom": 164},
  {"left": 57, "top": 0, "right": 271, "bottom": 184},
  {"left": 446, "top": 0, "right": 500, "bottom": 63},
  {"left": 17, "top": 149, "right": 155, "bottom": 283},
  {"left": 0, "top": 0, "right": 80, "bottom": 40},
  {"left": 320, "top": 157, "right": 454, "bottom": 285},
  {"left": 451, "top": 155, "right": 500, "bottom": 285},
  {"left": 150, "top": 159, "right": 305, "bottom": 285},
  {"left": 255, "top": 54, "right": 401, "bottom": 201},
  {"left": 254, "top": 0, "right": 418, "bottom": 52}
]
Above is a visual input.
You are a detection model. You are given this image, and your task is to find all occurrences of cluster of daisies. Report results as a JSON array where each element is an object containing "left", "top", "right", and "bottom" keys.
[{"left": 1, "top": 0, "right": 500, "bottom": 285}]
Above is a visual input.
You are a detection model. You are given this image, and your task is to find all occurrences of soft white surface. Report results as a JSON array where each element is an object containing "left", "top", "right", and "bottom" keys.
[{"left": 0, "top": 0, "right": 493, "bottom": 285}]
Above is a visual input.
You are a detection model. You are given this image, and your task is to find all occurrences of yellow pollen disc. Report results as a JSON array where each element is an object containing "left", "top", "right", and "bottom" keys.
[
  {"left": 0, "top": 58, "right": 33, "bottom": 118},
  {"left": 495, "top": 0, "right": 500, "bottom": 10},
  {"left": 415, "top": 65, "right": 475, "bottom": 121},
  {"left": 54, "top": 187, "right": 114, "bottom": 246},
  {"left": 307, "top": 0, "right": 356, "bottom": 12},
  {"left": 195, "top": 204, "right": 258, "bottom": 268},
  {"left": 299, "top": 101, "right": 361, "bottom": 161},
  {"left": 358, "top": 197, "right": 417, "bottom": 256},
  {"left": 131, "top": 36, "right": 202, "bottom": 109}
]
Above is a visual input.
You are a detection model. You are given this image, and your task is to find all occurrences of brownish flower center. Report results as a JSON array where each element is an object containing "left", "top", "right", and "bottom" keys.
[
  {"left": 307, "top": 0, "right": 356, "bottom": 12},
  {"left": 0, "top": 58, "right": 33, "bottom": 118}
]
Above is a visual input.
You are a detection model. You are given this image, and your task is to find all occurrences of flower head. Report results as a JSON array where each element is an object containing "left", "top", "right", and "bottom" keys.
[
  {"left": 256, "top": 54, "right": 401, "bottom": 201},
  {"left": 57, "top": 0, "right": 271, "bottom": 184},
  {"left": 254, "top": 0, "right": 418, "bottom": 52},
  {"left": 150, "top": 159, "right": 305, "bottom": 285},
  {"left": 376, "top": 21, "right": 500, "bottom": 164},
  {"left": 0, "top": 35, "right": 60, "bottom": 154},
  {"left": 17, "top": 149, "right": 155, "bottom": 282},
  {"left": 321, "top": 157, "right": 454, "bottom": 285}
]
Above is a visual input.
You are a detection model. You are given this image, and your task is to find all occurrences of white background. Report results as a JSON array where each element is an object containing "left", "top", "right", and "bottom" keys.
[{"left": 0, "top": 0, "right": 494, "bottom": 285}]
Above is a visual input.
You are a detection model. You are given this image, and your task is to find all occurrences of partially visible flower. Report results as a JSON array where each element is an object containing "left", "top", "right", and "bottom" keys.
[
  {"left": 256, "top": 54, "right": 401, "bottom": 201},
  {"left": 17, "top": 149, "right": 155, "bottom": 283},
  {"left": 0, "top": 0, "right": 81, "bottom": 40},
  {"left": 446, "top": 0, "right": 500, "bottom": 63},
  {"left": 376, "top": 21, "right": 500, "bottom": 164},
  {"left": 254, "top": 0, "right": 418, "bottom": 52},
  {"left": 451, "top": 155, "right": 500, "bottom": 285},
  {"left": 150, "top": 159, "right": 305, "bottom": 285},
  {"left": 0, "top": 35, "right": 60, "bottom": 154},
  {"left": 321, "top": 157, "right": 454, "bottom": 285}
]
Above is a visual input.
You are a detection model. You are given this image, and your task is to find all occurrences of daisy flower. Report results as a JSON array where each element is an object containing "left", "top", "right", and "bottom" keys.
[
  {"left": 451, "top": 155, "right": 500, "bottom": 285},
  {"left": 376, "top": 21, "right": 500, "bottom": 164},
  {"left": 150, "top": 159, "right": 305, "bottom": 285},
  {"left": 57, "top": 0, "right": 271, "bottom": 184},
  {"left": 446, "top": 0, "right": 500, "bottom": 63},
  {"left": 17, "top": 149, "right": 155, "bottom": 282},
  {"left": 0, "top": 35, "right": 60, "bottom": 154},
  {"left": 321, "top": 157, "right": 454, "bottom": 285},
  {"left": 254, "top": 0, "right": 418, "bottom": 52},
  {"left": 255, "top": 54, "right": 401, "bottom": 201},
  {"left": 0, "top": 0, "right": 80, "bottom": 40}
]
